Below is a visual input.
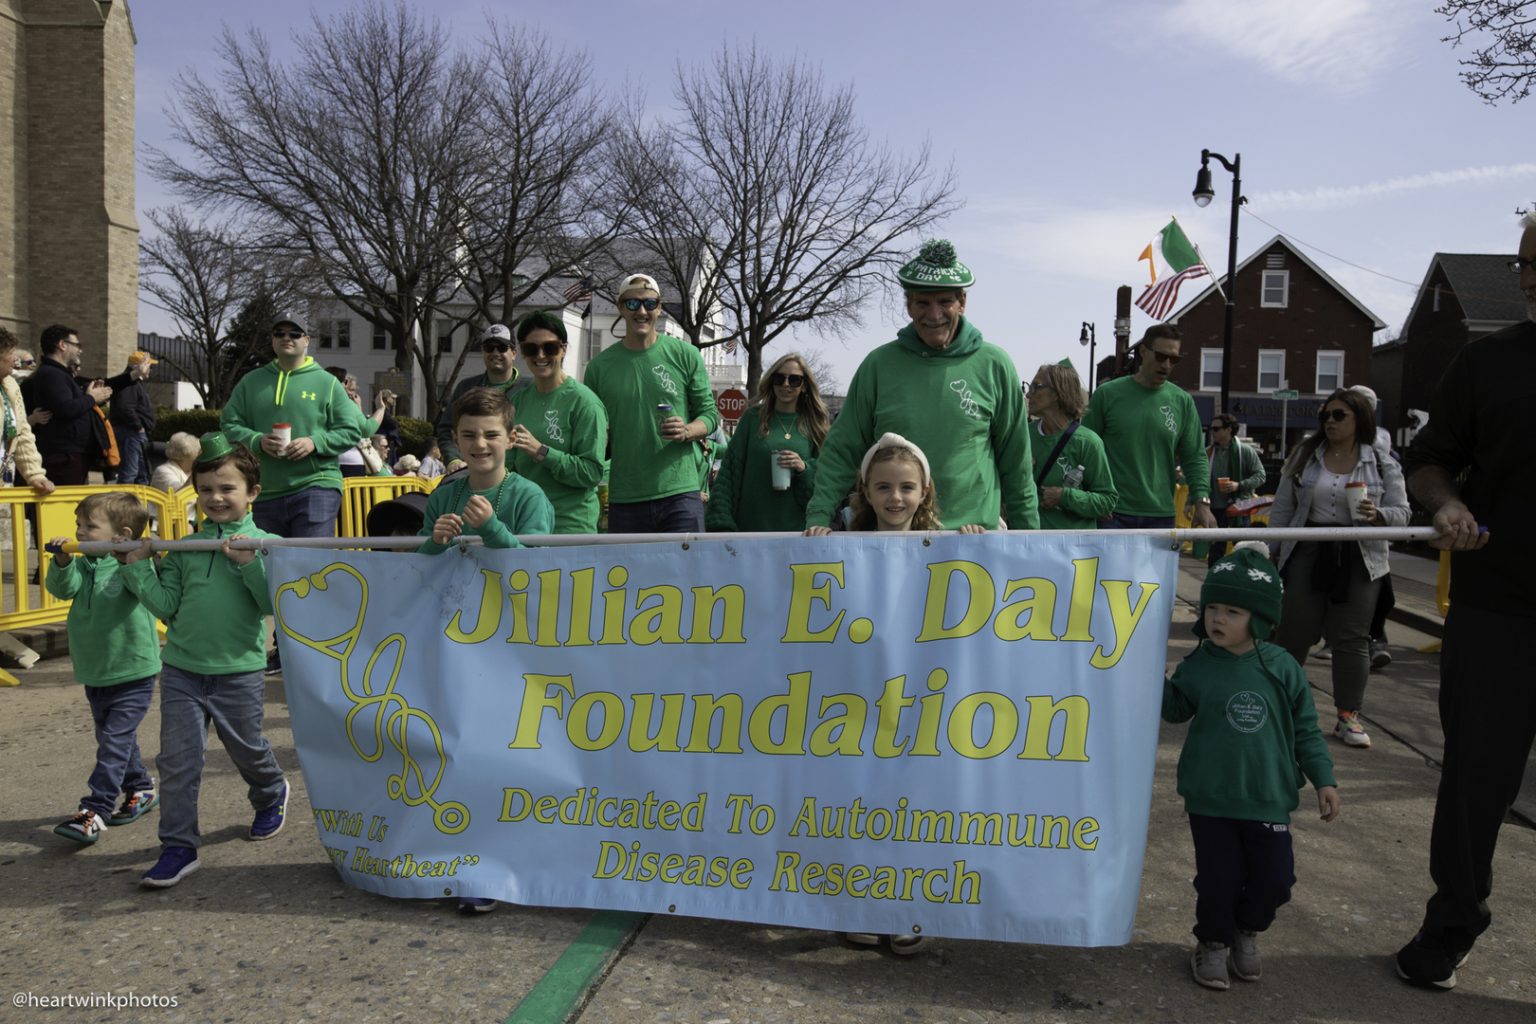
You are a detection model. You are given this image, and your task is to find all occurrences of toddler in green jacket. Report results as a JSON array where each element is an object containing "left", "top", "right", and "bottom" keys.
[
  {"left": 1162, "top": 541, "right": 1340, "bottom": 991},
  {"left": 46, "top": 492, "right": 162, "bottom": 845}
]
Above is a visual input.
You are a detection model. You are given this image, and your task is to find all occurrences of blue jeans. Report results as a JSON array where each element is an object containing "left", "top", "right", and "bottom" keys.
[
  {"left": 1101, "top": 512, "right": 1176, "bottom": 530},
  {"left": 157, "top": 665, "right": 285, "bottom": 849},
  {"left": 80, "top": 676, "right": 156, "bottom": 818},
  {"left": 115, "top": 429, "right": 150, "bottom": 485},
  {"left": 608, "top": 493, "right": 705, "bottom": 534},
  {"left": 253, "top": 486, "right": 341, "bottom": 539}
]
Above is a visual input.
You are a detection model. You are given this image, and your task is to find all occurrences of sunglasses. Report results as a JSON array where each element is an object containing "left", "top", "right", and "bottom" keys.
[
  {"left": 481, "top": 340, "right": 511, "bottom": 353},
  {"left": 272, "top": 331, "right": 306, "bottom": 340},
  {"left": 1508, "top": 257, "right": 1536, "bottom": 273},
  {"left": 521, "top": 341, "right": 564, "bottom": 359},
  {"left": 1209, "top": 421, "right": 1231, "bottom": 431},
  {"left": 1146, "top": 348, "right": 1182, "bottom": 364},
  {"left": 622, "top": 297, "right": 661, "bottom": 312},
  {"left": 771, "top": 372, "right": 805, "bottom": 387},
  {"left": 1027, "top": 381, "right": 1054, "bottom": 394},
  {"left": 1321, "top": 408, "right": 1352, "bottom": 422}
]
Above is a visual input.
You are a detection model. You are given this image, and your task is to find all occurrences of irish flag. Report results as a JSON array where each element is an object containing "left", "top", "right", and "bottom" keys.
[{"left": 1136, "top": 219, "right": 1211, "bottom": 320}]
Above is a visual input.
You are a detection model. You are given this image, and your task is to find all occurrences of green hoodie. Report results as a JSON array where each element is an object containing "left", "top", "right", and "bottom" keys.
[
  {"left": 221, "top": 357, "right": 376, "bottom": 500},
  {"left": 45, "top": 555, "right": 162, "bottom": 686},
  {"left": 417, "top": 471, "right": 555, "bottom": 553},
  {"left": 1162, "top": 640, "right": 1336, "bottom": 823},
  {"left": 805, "top": 319, "right": 1039, "bottom": 529},
  {"left": 121, "top": 511, "right": 278, "bottom": 675}
]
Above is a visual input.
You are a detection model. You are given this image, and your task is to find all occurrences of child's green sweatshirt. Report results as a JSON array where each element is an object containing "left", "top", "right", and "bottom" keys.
[
  {"left": 417, "top": 472, "right": 555, "bottom": 553},
  {"left": 45, "top": 555, "right": 162, "bottom": 686},
  {"left": 121, "top": 511, "right": 278, "bottom": 675}
]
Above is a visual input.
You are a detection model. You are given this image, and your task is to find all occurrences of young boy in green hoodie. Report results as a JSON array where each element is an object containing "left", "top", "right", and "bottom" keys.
[
  {"left": 45, "top": 492, "right": 163, "bottom": 845},
  {"left": 121, "top": 434, "right": 288, "bottom": 888},
  {"left": 1163, "top": 541, "right": 1341, "bottom": 991}
]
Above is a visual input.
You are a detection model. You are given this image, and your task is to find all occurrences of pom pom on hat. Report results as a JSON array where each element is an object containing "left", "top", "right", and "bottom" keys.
[{"left": 896, "top": 239, "right": 974, "bottom": 291}]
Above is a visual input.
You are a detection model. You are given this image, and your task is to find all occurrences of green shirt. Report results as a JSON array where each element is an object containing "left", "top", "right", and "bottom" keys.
[
  {"left": 1162, "top": 640, "right": 1336, "bottom": 823},
  {"left": 706, "top": 411, "right": 818, "bottom": 532},
  {"left": 511, "top": 378, "right": 608, "bottom": 534},
  {"left": 121, "top": 512, "right": 278, "bottom": 676},
  {"left": 45, "top": 555, "right": 162, "bottom": 686},
  {"left": 1029, "top": 421, "right": 1118, "bottom": 530},
  {"left": 1082, "top": 375, "right": 1209, "bottom": 517},
  {"left": 805, "top": 319, "right": 1038, "bottom": 530},
  {"left": 221, "top": 357, "right": 376, "bottom": 500},
  {"left": 417, "top": 472, "right": 555, "bottom": 553},
  {"left": 582, "top": 333, "right": 719, "bottom": 503}
]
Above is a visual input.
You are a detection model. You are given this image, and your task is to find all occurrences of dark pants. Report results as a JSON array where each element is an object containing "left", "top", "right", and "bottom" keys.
[
  {"left": 80, "top": 676, "right": 156, "bottom": 818},
  {"left": 1420, "top": 605, "right": 1536, "bottom": 948},
  {"left": 1189, "top": 813, "right": 1295, "bottom": 946},
  {"left": 608, "top": 493, "right": 705, "bottom": 534},
  {"left": 1101, "top": 513, "right": 1176, "bottom": 530},
  {"left": 1205, "top": 514, "right": 1250, "bottom": 566},
  {"left": 1369, "top": 573, "right": 1395, "bottom": 643},
  {"left": 253, "top": 486, "right": 341, "bottom": 538},
  {"left": 42, "top": 451, "right": 89, "bottom": 486}
]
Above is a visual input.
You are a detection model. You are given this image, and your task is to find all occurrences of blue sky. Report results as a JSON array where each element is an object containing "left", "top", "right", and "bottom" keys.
[{"left": 131, "top": 0, "right": 1536, "bottom": 389}]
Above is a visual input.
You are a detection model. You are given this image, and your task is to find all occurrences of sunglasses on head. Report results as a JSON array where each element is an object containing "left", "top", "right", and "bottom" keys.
[
  {"left": 1322, "top": 408, "right": 1351, "bottom": 422},
  {"left": 272, "top": 330, "right": 305, "bottom": 340},
  {"left": 622, "top": 297, "right": 660, "bottom": 312},
  {"left": 521, "top": 341, "right": 563, "bottom": 359},
  {"left": 481, "top": 340, "right": 511, "bottom": 353},
  {"left": 771, "top": 372, "right": 805, "bottom": 387}
]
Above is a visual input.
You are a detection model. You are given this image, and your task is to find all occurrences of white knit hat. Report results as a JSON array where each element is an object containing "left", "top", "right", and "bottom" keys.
[{"left": 858, "top": 432, "right": 931, "bottom": 486}]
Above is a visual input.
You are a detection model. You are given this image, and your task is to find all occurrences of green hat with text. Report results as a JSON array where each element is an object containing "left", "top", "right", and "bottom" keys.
[
  {"left": 897, "top": 239, "right": 974, "bottom": 291},
  {"left": 1197, "top": 541, "right": 1283, "bottom": 639}
]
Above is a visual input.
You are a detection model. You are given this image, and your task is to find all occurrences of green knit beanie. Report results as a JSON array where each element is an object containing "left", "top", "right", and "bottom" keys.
[
  {"left": 1197, "top": 541, "right": 1283, "bottom": 640},
  {"left": 897, "top": 239, "right": 974, "bottom": 291}
]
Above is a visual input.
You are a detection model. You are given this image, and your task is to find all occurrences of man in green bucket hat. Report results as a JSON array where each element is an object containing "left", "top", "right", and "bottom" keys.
[{"left": 804, "top": 240, "right": 1038, "bottom": 531}]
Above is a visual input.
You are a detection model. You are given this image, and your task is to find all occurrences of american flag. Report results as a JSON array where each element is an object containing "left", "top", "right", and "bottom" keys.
[
  {"left": 1135, "top": 265, "right": 1210, "bottom": 320},
  {"left": 562, "top": 276, "right": 594, "bottom": 306}
]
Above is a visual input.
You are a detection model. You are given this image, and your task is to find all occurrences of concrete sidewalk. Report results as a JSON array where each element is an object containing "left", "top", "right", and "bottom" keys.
[{"left": 0, "top": 559, "right": 1531, "bottom": 1022}]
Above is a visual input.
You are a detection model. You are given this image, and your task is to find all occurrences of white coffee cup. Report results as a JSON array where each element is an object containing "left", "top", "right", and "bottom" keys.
[
  {"left": 770, "top": 452, "right": 792, "bottom": 491},
  {"left": 272, "top": 422, "right": 292, "bottom": 447},
  {"left": 1345, "top": 480, "right": 1368, "bottom": 521}
]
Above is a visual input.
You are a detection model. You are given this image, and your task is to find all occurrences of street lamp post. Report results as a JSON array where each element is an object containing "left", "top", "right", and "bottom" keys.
[
  {"left": 1078, "top": 321, "right": 1096, "bottom": 393},
  {"left": 1192, "top": 148, "right": 1245, "bottom": 415}
]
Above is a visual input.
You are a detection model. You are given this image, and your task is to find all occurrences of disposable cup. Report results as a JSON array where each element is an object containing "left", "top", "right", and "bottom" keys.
[
  {"left": 1345, "top": 480, "right": 1368, "bottom": 521},
  {"left": 1217, "top": 476, "right": 1232, "bottom": 493},
  {"left": 272, "top": 422, "right": 292, "bottom": 446},
  {"left": 770, "top": 452, "right": 791, "bottom": 491}
]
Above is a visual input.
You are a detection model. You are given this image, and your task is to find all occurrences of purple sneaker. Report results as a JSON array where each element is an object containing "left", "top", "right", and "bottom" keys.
[{"left": 249, "top": 780, "right": 289, "bottom": 841}]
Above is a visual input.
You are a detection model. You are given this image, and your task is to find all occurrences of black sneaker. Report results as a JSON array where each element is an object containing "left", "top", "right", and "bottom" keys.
[
  {"left": 265, "top": 648, "right": 282, "bottom": 675},
  {"left": 1370, "top": 641, "right": 1392, "bottom": 671},
  {"left": 1395, "top": 932, "right": 1471, "bottom": 990}
]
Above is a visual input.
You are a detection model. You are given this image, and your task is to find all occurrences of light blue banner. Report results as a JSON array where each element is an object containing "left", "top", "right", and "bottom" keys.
[{"left": 270, "top": 533, "right": 1176, "bottom": 945}]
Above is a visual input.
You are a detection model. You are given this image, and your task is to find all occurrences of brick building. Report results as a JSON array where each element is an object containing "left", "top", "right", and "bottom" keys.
[{"left": 0, "top": 0, "right": 138, "bottom": 377}]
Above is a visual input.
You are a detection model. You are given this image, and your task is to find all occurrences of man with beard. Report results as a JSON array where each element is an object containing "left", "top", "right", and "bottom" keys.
[
  {"left": 804, "top": 240, "right": 1037, "bottom": 532},
  {"left": 438, "top": 324, "right": 525, "bottom": 472},
  {"left": 1084, "top": 325, "right": 1215, "bottom": 530},
  {"left": 1394, "top": 211, "right": 1536, "bottom": 990}
]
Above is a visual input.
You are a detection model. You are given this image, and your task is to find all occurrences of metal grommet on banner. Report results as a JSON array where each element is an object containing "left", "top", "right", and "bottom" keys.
[{"left": 668, "top": 904, "right": 677, "bottom": 913}]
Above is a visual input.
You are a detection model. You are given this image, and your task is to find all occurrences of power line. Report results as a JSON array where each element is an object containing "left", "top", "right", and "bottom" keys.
[{"left": 1240, "top": 207, "right": 1423, "bottom": 291}]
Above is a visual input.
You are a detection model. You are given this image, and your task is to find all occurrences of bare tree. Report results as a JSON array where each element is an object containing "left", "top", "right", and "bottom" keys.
[
  {"left": 148, "top": 1, "right": 483, "bottom": 419},
  {"left": 662, "top": 45, "right": 959, "bottom": 391},
  {"left": 1439, "top": 1, "right": 1536, "bottom": 103},
  {"left": 138, "top": 207, "right": 307, "bottom": 407}
]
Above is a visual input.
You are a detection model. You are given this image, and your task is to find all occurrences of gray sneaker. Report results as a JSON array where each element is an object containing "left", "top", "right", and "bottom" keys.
[
  {"left": 1191, "top": 941, "right": 1230, "bottom": 990},
  {"left": 1231, "top": 930, "right": 1261, "bottom": 981}
]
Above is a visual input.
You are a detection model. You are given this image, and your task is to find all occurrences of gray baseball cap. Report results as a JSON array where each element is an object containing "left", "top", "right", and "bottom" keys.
[{"left": 272, "top": 313, "right": 311, "bottom": 335}]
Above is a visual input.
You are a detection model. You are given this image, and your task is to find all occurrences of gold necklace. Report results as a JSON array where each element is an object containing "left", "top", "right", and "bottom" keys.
[{"left": 774, "top": 411, "right": 796, "bottom": 441}]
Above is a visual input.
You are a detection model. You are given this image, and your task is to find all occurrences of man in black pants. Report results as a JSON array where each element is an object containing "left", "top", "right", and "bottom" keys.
[
  {"left": 1394, "top": 211, "right": 1536, "bottom": 990},
  {"left": 24, "top": 325, "right": 112, "bottom": 485}
]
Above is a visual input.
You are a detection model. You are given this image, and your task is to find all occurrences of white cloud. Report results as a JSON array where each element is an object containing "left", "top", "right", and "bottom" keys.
[
  {"left": 1252, "top": 163, "right": 1536, "bottom": 209},
  {"left": 1157, "top": 0, "right": 1406, "bottom": 93}
]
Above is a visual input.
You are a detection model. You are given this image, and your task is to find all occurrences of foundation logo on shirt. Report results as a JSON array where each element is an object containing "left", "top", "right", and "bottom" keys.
[
  {"left": 1159, "top": 404, "right": 1177, "bottom": 433},
  {"left": 1225, "top": 690, "right": 1269, "bottom": 734},
  {"left": 652, "top": 366, "right": 680, "bottom": 399},
  {"left": 543, "top": 410, "right": 565, "bottom": 443},
  {"left": 949, "top": 379, "right": 982, "bottom": 420}
]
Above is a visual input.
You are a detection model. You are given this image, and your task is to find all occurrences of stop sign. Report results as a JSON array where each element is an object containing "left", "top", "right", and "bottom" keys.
[{"left": 716, "top": 387, "right": 748, "bottom": 424}]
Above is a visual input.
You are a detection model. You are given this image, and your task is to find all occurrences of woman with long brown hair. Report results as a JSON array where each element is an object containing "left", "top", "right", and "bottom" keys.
[
  {"left": 1269, "top": 387, "right": 1409, "bottom": 750},
  {"left": 706, "top": 352, "right": 831, "bottom": 531}
]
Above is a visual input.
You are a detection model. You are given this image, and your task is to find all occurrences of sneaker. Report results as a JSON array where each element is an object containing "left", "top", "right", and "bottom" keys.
[
  {"left": 1334, "top": 712, "right": 1372, "bottom": 748},
  {"left": 53, "top": 809, "right": 105, "bottom": 845},
  {"left": 887, "top": 934, "right": 928, "bottom": 956},
  {"left": 265, "top": 648, "right": 282, "bottom": 675},
  {"left": 140, "top": 845, "right": 200, "bottom": 888},
  {"left": 458, "top": 898, "right": 497, "bottom": 913},
  {"left": 1190, "top": 941, "right": 1230, "bottom": 990},
  {"left": 1231, "top": 930, "right": 1261, "bottom": 981},
  {"left": 1395, "top": 932, "right": 1471, "bottom": 990},
  {"left": 842, "top": 932, "right": 881, "bottom": 946},
  {"left": 108, "top": 787, "right": 158, "bottom": 826},
  {"left": 249, "top": 780, "right": 289, "bottom": 841},
  {"left": 1371, "top": 641, "right": 1393, "bottom": 671},
  {"left": 1313, "top": 643, "right": 1332, "bottom": 661}
]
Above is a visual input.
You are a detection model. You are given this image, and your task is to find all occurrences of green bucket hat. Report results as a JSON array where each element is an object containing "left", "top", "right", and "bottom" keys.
[
  {"left": 897, "top": 239, "right": 974, "bottom": 291},
  {"left": 197, "top": 431, "right": 235, "bottom": 462}
]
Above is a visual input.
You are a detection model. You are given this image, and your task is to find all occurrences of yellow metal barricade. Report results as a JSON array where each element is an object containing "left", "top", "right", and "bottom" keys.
[
  {"left": 339, "top": 475, "right": 435, "bottom": 538},
  {"left": 1419, "top": 549, "right": 1452, "bottom": 654}
]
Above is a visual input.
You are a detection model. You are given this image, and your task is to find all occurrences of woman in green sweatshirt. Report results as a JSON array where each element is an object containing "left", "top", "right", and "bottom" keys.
[
  {"left": 1025, "top": 361, "right": 1117, "bottom": 530},
  {"left": 708, "top": 353, "right": 829, "bottom": 532}
]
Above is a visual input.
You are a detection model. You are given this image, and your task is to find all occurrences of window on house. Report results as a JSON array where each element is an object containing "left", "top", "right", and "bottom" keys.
[
  {"left": 436, "top": 320, "right": 454, "bottom": 354},
  {"left": 1316, "top": 351, "right": 1344, "bottom": 393},
  {"left": 1257, "top": 350, "right": 1285, "bottom": 391},
  {"left": 1260, "top": 270, "right": 1289, "bottom": 308},
  {"left": 335, "top": 321, "right": 350, "bottom": 349},
  {"left": 316, "top": 322, "right": 333, "bottom": 349},
  {"left": 372, "top": 325, "right": 387, "bottom": 351},
  {"left": 1199, "top": 349, "right": 1222, "bottom": 391}
]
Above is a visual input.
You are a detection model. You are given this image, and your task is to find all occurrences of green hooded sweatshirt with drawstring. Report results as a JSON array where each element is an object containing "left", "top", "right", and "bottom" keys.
[
  {"left": 221, "top": 357, "right": 376, "bottom": 500},
  {"left": 120, "top": 511, "right": 278, "bottom": 676},
  {"left": 45, "top": 555, "right": 162, "bottom": 687},
  {"left": 804, "top": 318, "right": 1039, "bottom": 529}
]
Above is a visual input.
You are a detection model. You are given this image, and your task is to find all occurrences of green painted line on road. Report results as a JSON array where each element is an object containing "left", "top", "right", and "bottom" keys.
[{"left": 503, "top": 910, "right": 648, "bottom": 1024}]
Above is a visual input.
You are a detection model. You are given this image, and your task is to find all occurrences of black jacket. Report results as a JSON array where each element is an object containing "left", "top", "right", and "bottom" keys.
[
  {"left": 23, "top": 358, "right": 95, "bottom": 456},
  {"left": 106, "top": 371, "right": 156, "bottom": 433}
]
